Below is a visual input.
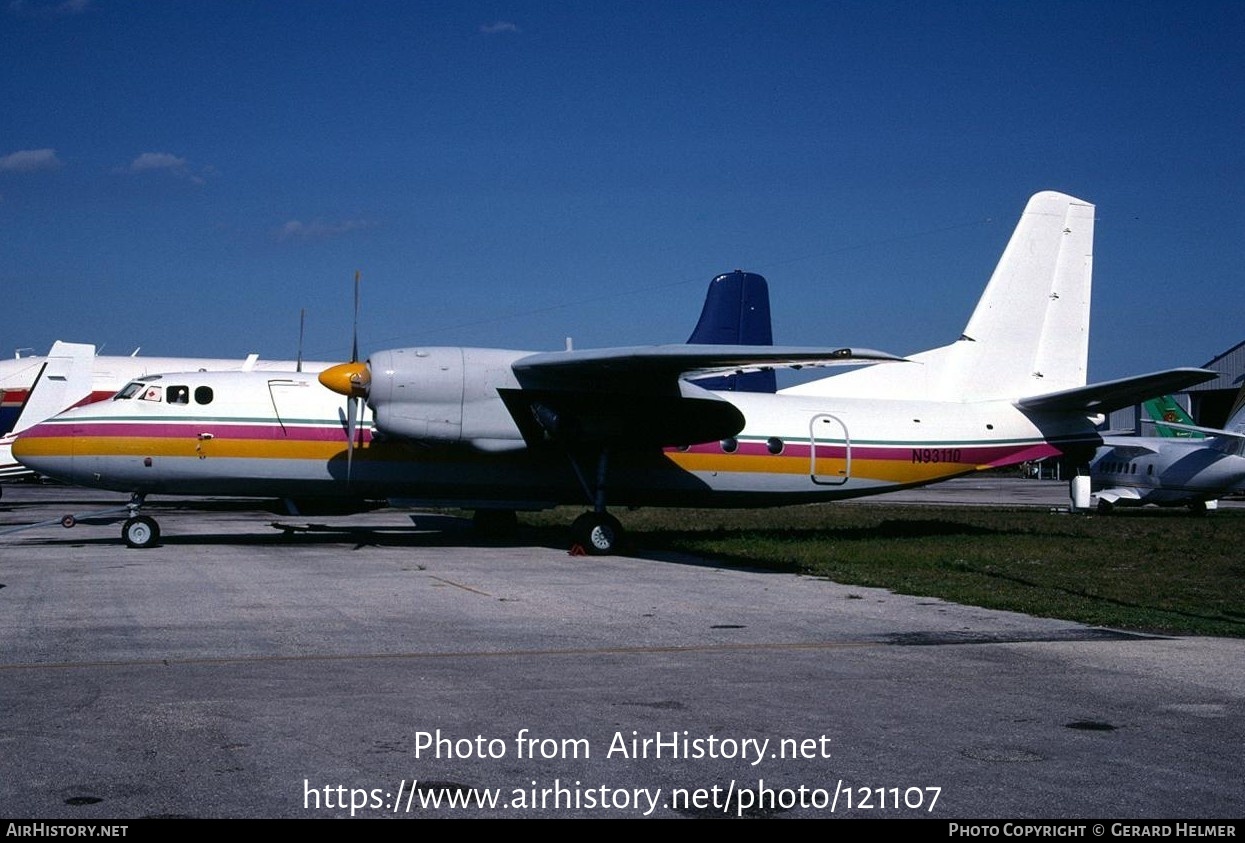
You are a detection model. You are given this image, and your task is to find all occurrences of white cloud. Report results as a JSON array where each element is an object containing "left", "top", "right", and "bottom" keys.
[
  {"left": 0, "top": 148, "right": 63, "bottom": 172},
  {"left": 275, "top": 219, "right": 374, "bottom": 242},
  {"left": 480, "top": 20, "right": 519, "bottom": 35},
  {"left": 119, "top": 151, "right": 207, "bottom": 185},
  {"left": 128, "top": 151, "right": 187, "bottom": 173}
]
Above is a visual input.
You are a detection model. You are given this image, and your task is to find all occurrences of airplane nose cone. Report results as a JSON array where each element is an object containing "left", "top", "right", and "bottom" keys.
[
  {"left": 10, "top": 420, "right": 68, "bottom": 474},
  {"left": 318, "top": 361, "right": 371, "bottom": 398}
]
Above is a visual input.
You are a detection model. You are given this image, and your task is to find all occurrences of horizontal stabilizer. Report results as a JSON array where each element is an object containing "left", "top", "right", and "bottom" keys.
[
  {"left": 1016, "top": 368, "right": 1216, "bottom": 415},
  {"left": 1144, "top": 419, "right": 1245, "bottom": 441}
]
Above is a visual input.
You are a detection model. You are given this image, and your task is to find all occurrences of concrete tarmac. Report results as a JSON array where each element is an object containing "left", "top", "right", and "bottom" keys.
[{"left": 0, "top": 483, "right": 1241, "bottom": 819}]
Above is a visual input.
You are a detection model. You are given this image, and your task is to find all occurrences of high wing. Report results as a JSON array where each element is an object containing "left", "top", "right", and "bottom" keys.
[
  {"left": 513, "top": 344, "right": 901, "bottom": 391},
  {"left": 1015, "top": 368, "right": 1216, "bottom": 414},
  {"left": 502, "top": 345, "right": 902, "bottom": 448}
]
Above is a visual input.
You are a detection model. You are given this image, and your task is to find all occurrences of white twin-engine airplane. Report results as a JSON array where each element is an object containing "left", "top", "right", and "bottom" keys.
[
  {"left": 14, "top": 191, "right": 1215, "bottom": 551},
  {"left": 0, "top": 344, "right": 330, "bottom": 490},
  {"left": 1090, "top": 385, "right": 1245, "bottom": 513}
]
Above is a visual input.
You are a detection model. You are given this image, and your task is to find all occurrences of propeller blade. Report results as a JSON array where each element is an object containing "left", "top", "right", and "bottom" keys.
[
  {"left": 346, "top": 394, "right": 359, "bottom": 482},
  {"left": 296, "top": 308, "right": 305, "bottom": 373},
  {"left": 321, "top": 269, "right": 369, "bottom": 485},
  {"left": 351, "top": 270, "right": 361, "bottom": 363}
]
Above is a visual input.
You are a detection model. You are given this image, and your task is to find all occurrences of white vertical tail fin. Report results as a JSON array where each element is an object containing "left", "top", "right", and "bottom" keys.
[
  {"left": 783, "top": 191, "right": 1095, "bottom": 402},
  {"left": 12, "top": 341, "right": 96, "bottom": 434}
]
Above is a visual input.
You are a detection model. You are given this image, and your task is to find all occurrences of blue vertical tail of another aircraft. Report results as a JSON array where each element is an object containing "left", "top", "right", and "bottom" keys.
[{"left": 687, "top": 270, "right": 777, "bottom": 393}]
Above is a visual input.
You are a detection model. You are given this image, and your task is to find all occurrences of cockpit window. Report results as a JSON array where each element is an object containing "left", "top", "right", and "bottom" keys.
[
  {"left": 139, "top": 385, "right": 163, "bottom": 402},
  {"left": 114, "top": 381, "right": 144, "bottom": 400}
]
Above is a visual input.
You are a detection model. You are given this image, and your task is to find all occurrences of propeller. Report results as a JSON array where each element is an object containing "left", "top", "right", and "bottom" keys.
[
  {"left": 318, "top": 271, "right": 371, "bottom": 481},
  {"left": 296, "top": 308, "right": 305, "bottom": 373}
]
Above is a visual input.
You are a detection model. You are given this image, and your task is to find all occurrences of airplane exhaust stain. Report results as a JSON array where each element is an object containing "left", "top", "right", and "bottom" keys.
[
  {"left": 1065, "top": 720, "right": 1116, "bottom": 731},
  {"left": 63, "top": 795, "right": 103, "bottom": 805}
]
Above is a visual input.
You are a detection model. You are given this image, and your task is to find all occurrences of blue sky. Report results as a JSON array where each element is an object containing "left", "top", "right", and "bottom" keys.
[{"left": 3, "top": 1, "right": 1242, "bottom": 381}]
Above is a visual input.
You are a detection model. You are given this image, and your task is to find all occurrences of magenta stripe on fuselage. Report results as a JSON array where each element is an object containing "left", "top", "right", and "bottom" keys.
[{"left": 24, "top": 419, "right": 370, "bottom": 442}]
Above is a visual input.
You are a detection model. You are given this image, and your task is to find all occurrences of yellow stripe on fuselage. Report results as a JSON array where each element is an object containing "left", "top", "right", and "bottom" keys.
[
  {"left": 664, "top": 451, "right": 974, "bottom": 484},
  {"left": 15, "top": 436, "right": 357, "bottom": 461}
]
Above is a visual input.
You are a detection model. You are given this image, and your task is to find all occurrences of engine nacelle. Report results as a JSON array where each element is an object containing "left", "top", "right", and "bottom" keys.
[{"left": 367, "top": 347, "right": 528, "bottom": 449}]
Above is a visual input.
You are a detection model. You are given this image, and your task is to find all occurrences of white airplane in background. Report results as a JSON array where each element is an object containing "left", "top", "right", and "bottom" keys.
[
  {"left": 14, "top": 191, "right": 1215, "bottom": 552},
  {"left": 1089, "top": 385, "right": 1245, "bottom": 513},
  {"left": 0, "top": 344, "right": 332, "bottom": 493}
]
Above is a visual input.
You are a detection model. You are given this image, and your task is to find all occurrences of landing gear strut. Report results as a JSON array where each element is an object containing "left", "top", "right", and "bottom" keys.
[
  {"left": 121, "top": 494, "right": 159, "bottom": 548},
  {"left": 567, "top": 446, "right": 624, "bottom": 555}
]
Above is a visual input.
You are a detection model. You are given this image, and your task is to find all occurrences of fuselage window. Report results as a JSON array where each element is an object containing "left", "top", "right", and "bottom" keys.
[
  {"left": 721, "top": 437, "right": 739, "bottom": 454},
  {"left": 1147, "top": 465, "right": 1154, "bottom": 475},
  {"left": 168, "top": 386, "right": 189, "bottom": 405},
  {"left": 766, "top": 437, "right": 784, "bottom": 455},
  {"left": 194, "top": 386, "right": 214, "bottom": 405}
]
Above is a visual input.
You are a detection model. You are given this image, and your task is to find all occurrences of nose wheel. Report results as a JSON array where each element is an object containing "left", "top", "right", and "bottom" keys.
[{"left": 122, "top": 494, "right": 159, "bottom": 548}]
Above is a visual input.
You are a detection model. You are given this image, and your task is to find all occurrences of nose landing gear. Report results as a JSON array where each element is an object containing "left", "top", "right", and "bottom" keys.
[{"left": 121, "top": 494, "right": 160, "bottom": 548}]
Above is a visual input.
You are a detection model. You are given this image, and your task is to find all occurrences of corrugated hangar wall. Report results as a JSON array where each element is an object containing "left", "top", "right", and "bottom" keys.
[
  {"left": 1188, "top": 339, "right": 1245, "bottom": 428},
  {"left": 1104, "top": 339, "right": 1245, "bottom": 433}
]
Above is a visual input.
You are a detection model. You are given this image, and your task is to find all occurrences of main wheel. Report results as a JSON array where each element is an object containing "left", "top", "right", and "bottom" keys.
[
  {"left": 1096, "top": 498, "right": 1115, "bottom": 515},
  {"left": 571, "top": 512, "right": 622, "bottom": 555},
  {"left": 122, "top": 516, "right": 160, "bottom": 548}
]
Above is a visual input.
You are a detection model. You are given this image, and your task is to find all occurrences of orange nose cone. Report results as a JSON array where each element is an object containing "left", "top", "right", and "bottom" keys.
[{"left": 318, "top": 361, "right": 371, "bottom": 397}]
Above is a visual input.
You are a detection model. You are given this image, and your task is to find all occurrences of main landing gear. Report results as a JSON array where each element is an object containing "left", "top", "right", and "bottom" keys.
[
  {"left": 565, "top": 447, "right": 625, "bottom": 555},
  {"left": 571, "top": 511, "right": 622, "bottom": 555},
  {"left": 121, "top": 494, "right": 160, "bottom": 548}
]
